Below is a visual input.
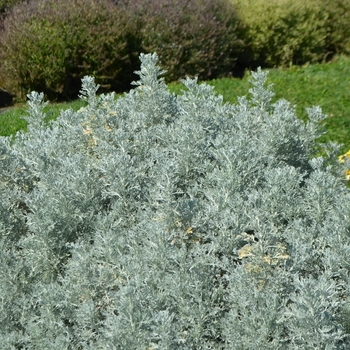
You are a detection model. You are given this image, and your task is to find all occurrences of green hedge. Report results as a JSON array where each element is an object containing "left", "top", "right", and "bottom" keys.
[
  {"left": 0, "top": 0, "right": 244, "bottom": 101},
  {"left": 0, "top": 0, "right": 141, "bottom": 101},
  {"left": 323, "top": 0, "right": 350, "bottom": 56},
  {"left": 120, "top": 0, "right": 245, "bottom": 83},
  {"left": 1, "top": 0, "right": 350, "bottom": 101},
  {"left": 232, "top": 0, "right": 350, "bottom": 68},
  {"left": 232, "top": 0, "right": 329, "bottom": 67}
]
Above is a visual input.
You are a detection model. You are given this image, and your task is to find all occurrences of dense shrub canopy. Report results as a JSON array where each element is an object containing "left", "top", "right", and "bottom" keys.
[
  {"left": 0, "top": 0, "right": 141, "bottom": 100},
  {"left": 323, "top": 0, "right": 350, "bottom": 56},
  {"left": 1, "top": 53, "right": 350, "bottom": 348},
  {"left": 231, "top": 0, "right": 350, "bottom": 68},
  {"left": 1, "top": 0, "right": 350, "bottom": 102},
  {"left": 117, "top": 0, "right": 245, "bottom": 82},
  {"left": 231, "top": 0, "right": 329, "bottom": 67},
  {"left": 0, "top": 0, "right": 23, "bottom": 14},
  {"left": 0, "top": 0, "right": 244, "bottom": 101}
]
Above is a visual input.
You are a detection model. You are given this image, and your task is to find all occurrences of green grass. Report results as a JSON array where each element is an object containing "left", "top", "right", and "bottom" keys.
[
  {"left": 0, "top": 99, "right": 87, "bottom": 136},
  {"left": 1, "top": 54, "right": 350, "bottom": 157}
]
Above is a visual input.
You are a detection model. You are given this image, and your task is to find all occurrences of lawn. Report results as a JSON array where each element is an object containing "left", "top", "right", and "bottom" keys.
[{"left": 1, "top": 54, "right": 350, "bottom": 156}]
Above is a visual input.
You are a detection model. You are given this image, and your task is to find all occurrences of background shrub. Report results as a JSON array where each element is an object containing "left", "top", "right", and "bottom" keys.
[
  {"left": 232, "top": 0, "right": 350, "bottom": 68},
  {"left": 0, "top": 0, "right": 23, "bottom": 14},
  {"left": 101, "top": 0, "right": 246, "bottom": 83},
  {"left": 0, "top": 0, "right": 141, "bottom": 101},
  {"left": 2, "top": 0, "right": 350, "bottom": 103},
  {"left": 231, "top": 0, "right": 329, "bottom": 68},
  {"left": 0, "top": 0, "right": 246, "bottom": 101},
  {"left": 323, "top": 0, "right": 350, "bottom": 57},
  {"left": 1, "top": 53, "right": 350, "bottom": 347}
]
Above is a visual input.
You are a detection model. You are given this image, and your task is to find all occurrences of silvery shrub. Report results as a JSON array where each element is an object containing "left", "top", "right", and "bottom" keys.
[{"left": 1, "top": 53, "right": 350, "bottom": 349}]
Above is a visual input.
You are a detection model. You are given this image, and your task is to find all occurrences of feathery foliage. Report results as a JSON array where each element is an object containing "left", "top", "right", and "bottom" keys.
[{"left": 1, "top": 53, "right": 350, "bottom": 348}]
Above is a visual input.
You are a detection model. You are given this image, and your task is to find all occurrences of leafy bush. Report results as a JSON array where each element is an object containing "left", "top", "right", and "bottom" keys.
[
  {"left": 232, "top": 0, "right": 329, "bottom": 67},
  {"left": 0, "top": 0, "right": 245, "bottom": 101},
  {"left": 0, "top": 0, "right": 140, "bottom": 101},
  {"left": 232, "top": 0, "right": 350, "bottom": 68},
  {"left": 323, "top": 0, "right": 350, "bottom": 57},
  {"left": 0, "top": 0, "right": 23, "bottom": 14},
  {"left": 118, "top": 0, "right": 246, "bottom": 82},
  {"left": 2, "top": 52, "right": 350, "bottom": 348}
]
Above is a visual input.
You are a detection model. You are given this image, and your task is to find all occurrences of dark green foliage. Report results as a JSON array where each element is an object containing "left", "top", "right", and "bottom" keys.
[
  {"left": 1, "top": 53, "right": 350, "bottom": 348},
  {"left": 0, "top": 0, "right": 244, "bottom": 102},
  {"left": 323, "top": 0, "right": 350, "bottom": 57},
  {"left": 0, "top": 0, "right": 23, "bottom": 14},
  {"left": 118, "top": 0, "right": 245, "bottom": 83},
  {"left": 0, "top": 0, "right": 140, "bottom": 101}
]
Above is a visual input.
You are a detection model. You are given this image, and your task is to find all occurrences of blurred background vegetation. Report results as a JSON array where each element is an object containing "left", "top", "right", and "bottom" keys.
[{"left": 0, "top": 0, "right": 349, "bottom": 102}]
